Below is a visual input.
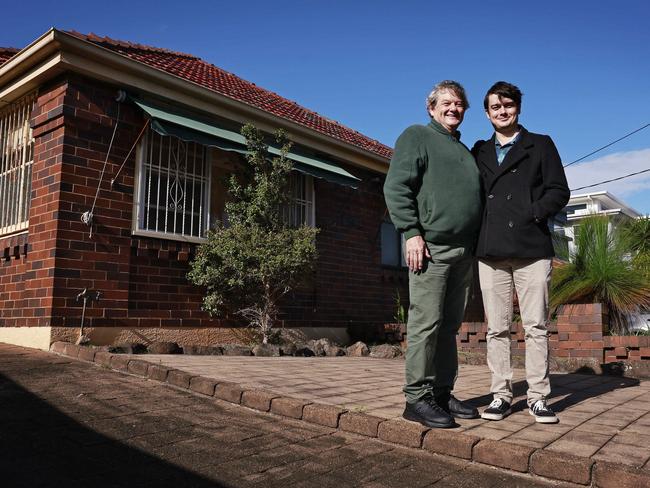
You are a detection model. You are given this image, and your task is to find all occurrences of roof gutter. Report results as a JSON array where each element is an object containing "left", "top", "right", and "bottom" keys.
[{"left": 0, "top": 29, "right": 390, "bottom": 173}]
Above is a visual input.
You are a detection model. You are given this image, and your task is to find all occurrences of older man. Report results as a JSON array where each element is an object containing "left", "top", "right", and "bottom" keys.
[
  {"left": 473, "top": 81, "right": 569, "bottom": 423},
  {"left": 384, "top": 80, "right": 482, "bottom": 428}
]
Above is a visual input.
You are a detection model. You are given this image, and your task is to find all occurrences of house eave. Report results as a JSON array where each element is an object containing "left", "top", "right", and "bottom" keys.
[{"left": 0, "top": 28, "right": 390, "bottom": 174}]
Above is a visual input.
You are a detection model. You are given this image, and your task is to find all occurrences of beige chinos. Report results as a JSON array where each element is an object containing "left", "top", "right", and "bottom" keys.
[{"left": 478, "top": 258, "right": 552, "bottom": 406}]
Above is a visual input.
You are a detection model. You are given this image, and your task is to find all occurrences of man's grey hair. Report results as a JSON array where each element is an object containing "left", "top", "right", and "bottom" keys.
[{"left": 426, "top": 80, "right": 470, "bottom": 112}]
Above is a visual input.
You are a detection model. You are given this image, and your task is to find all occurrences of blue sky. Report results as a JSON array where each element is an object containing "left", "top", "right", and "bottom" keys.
[{"left": 4, "top": 0, "right": 650, "bottom": 212}]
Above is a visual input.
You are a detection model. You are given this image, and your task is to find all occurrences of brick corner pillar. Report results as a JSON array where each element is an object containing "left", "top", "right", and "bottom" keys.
[
  {"left": 19, "top": 80, "right": 72, "bottom": 328},
  {"left": 47, "top": 77, "right": 140, "bottom": 336}
]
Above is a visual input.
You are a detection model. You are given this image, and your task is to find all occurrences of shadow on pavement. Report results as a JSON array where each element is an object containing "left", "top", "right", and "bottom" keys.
[
  {"left": 0, "top": 372, "right": 228, "bottom": 488},
  {"left": 545, "top": 372, "right": 640, "bottom": 413},
  {"left": 468, "top": 372, "right": 640, "bottom": 414}
]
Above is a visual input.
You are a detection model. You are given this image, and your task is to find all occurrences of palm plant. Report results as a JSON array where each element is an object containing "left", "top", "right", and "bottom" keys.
[
  {"left": 551, "top": 215, "right": 650, "bottom": 334},
  {"left": 620, "top": 216, "right": 650, "bottom": 278}
]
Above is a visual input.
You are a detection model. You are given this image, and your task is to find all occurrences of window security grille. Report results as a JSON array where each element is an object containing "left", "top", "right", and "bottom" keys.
[
  {"left": 284, "top": 172, "right": 315, "bottom": 228},
  {"left": 137, "top": 131, "right": 210, "bottom": 239},
  {"left": 0, "top": 94, "right": 35, "bottom": 236}
]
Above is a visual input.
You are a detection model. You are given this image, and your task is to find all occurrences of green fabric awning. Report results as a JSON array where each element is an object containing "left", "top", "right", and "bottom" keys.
[{"left": 133, "top": 98, "right": 360, "bottom": 188}]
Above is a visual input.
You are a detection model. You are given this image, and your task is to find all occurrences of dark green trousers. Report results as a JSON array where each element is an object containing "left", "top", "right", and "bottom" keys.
[{"left": 403, "top": 243, "right": 473, "bottom": 403}]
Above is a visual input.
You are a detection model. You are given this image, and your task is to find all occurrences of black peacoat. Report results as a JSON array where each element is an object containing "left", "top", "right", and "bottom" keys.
[{"left": 472, "top": 127, "right": 570, "bottom": 258}]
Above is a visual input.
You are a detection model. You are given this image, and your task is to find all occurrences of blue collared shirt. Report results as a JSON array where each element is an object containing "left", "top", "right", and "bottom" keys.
[{"left": 495, "top": 132, "right": 520, "bottom": 165}]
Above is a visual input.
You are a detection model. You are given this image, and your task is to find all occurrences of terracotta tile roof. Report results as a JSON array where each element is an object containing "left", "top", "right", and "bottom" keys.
[
  {"left": 0, "top": 47, "right": 19, "bottom": 65},
  {"left": 65, "top": 31, "right": 392, "bottom": 160}
]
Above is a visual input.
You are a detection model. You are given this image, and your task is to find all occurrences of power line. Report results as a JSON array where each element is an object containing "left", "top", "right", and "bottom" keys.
[
  {"left": 571, "top": 167, "right": 650, "bottom": 192},
  {"left": 564, "top": 123, "right": 650, "bottom": 168}
]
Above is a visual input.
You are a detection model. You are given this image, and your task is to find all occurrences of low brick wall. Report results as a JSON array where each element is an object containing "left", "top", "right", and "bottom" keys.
[
  {"left": 455, "top": 303, "right": 649, "bottom": 375},
  {"left": 458, "top": 303, "right": 607, "bottom": 362},
  {"left": 604, "top": 335, "right": 650, "bottom": 362}
]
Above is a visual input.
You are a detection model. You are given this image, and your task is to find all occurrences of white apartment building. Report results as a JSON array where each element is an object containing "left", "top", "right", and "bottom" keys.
[{"left": 563, "top": 191, "right": 643, "bottom": 255}]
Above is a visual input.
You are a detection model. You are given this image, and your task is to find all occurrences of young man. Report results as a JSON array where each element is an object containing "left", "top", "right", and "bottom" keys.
[
  {"left": 384, "top": 80, "right": 482, "bottom": 428},
  {"left": 473, "top": 81, "right": 570, "bottom": 423}
]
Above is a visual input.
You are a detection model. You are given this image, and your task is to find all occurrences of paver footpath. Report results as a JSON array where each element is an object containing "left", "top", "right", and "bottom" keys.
[
  {"left": 50, "top": 342, "right": 650, "bottom": 487},
  {"left": 1, "top": 342, "right": 567, "bottom": 488}
]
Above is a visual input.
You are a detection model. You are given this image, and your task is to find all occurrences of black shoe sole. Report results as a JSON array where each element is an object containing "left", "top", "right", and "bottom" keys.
[
  {"left": 402, "top": 410, "right": 455, "bottom": 428},
  {"left": 451, "top": 411, "right": 480, "bottom": 419}
]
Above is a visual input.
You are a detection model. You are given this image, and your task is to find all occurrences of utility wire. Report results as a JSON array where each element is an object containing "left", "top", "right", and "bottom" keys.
[
  {"left": 571, "top": 167, "right": 650, "bottom": 192},
  {"left": 90, "top": 103, "right": 121, "bottom": 214},
  {"left": 564, "top": 123, "right": 650, "bottom": 168}
]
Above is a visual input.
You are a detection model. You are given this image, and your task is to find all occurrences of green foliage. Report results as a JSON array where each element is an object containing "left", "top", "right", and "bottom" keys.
[
  {"left": 226, "top": 124, "right": 293, "bottom": 230},
  {"left": 620, "top": 216, "right": 650, "bottom": 278},
  {"left": 188, "top": 124, "right": 318, "bottom": 343},
  {"left": 551, "top": 230, "right": 570, "bottom": 262},
  {"left": 620, "top": 216, "right": 650, "bottom": 254},
  {"left": 551, "top": 215, "right": 650, "bottom": 334},
  {"left": 394, "top": 289, "right": 407, "bottom": 325}
]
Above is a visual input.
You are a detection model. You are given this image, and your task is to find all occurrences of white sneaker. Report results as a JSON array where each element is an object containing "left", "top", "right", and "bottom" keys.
[
  {"left": 481, "top": 398, "right": 511, "bottom": 421},
  {"left": 529, "top": 399, "right": 559, "bottom": 424}
]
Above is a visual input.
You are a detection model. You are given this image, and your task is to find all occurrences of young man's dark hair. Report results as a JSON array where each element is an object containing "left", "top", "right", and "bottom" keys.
[{"left": 483, "top": 81, "right": 523, "bottom": 111}]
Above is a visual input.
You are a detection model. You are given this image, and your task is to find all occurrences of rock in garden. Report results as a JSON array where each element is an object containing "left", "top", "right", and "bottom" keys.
[
  {"left": 370, "top": 344, "right": 402, "bottom": 359},
  {"left": 147, "top": 342, "right": 182, "bottom": 354},
  {"left": 252, "top": 344, "right": 280, "bottom": 357},
  {"left": 346, "top": 341, "right": 369, "bottom": 357},
  {"left": 325, "top": 344, "right": 346, "bottom": 356},
  {"left": 279, "top": 342, "right": 297, "bottom": 356},
  {"left": 222, "top": 344, "right": 253, "bottom": 356},
  {"left": 294, "top": 345, "right": 316, "bottom": 357},
  {"left": 308, "top": 338, "right": 330, "bottom": 356},
  {"left": 182, "top": 345, "right": 223, "bottom": 355}
]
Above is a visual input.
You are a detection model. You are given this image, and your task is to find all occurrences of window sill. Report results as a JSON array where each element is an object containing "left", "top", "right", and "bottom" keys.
[{"left": 132, "top": 229, "right": 206, "bottom": 244}]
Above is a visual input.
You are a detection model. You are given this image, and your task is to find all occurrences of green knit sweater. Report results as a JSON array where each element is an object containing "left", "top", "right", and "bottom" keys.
[{"left": 384, "top": 119, "right": 482, "bottom": 248}]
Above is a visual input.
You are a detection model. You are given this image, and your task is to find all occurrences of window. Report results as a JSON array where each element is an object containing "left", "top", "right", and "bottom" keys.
[
  {"left": 0, "top": 94, "right": 35, "bottom": 236},
  {"left": 381, "top": 219, "right": 406, "bottom": 267},
  {"left": 565, "top": 204, "right": 587, "bottom": 215},
  {"left": 135, "top": 130, "right": 210, "bottom": 240},
  {"left": 284, "top": 172, "right": 315, "bottom": 227}
]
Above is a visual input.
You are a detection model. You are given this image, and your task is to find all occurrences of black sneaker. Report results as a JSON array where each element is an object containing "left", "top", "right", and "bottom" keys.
[
  {"left": 529, "top": 400, "right": 559, "bottom": 424},
  {"left": 481, "top": 398, "right": 511, "bottom": 421},
  {"left": 436, "top": 391, "right": 479, "bottom": 419},
  {"left": 403, "top": 394, "right": 455, "bottom": 428}
]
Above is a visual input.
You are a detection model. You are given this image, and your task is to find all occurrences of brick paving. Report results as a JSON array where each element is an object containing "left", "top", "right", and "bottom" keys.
[
  {"left": 134, "top": 353, "right": 650, "bottom": 486},
  {"left": 142, "top": 355, "right": 650, "bottom": 464},
  {"left": 0, "top": 343, "right": 565, "bottom": 488}
]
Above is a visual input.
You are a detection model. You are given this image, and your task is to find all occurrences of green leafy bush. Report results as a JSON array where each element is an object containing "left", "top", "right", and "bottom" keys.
[{"left": 188, "top": 124, "right": 318, "bottom": 343}]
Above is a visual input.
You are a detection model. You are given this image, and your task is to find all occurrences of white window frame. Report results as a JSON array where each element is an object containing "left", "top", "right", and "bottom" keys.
[
  {"left": 284, "top": 171, "right": 315, "bottom": 228},
  {"left": 0, "top": 93, "right": 35, "bottom": 237},
  {"left": 133, "top": 129, "right": 211, "bottom": 243}
]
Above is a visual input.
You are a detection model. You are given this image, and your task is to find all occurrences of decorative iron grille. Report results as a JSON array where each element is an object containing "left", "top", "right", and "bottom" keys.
[
  {"left": 137, "top": 130, "right": 210, "bottom": 239},
  {"left": 0, "top": 94, "right": 35, "bottom": 236}
]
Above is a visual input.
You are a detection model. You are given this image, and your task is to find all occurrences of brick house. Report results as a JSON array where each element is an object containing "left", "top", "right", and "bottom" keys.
[{"left": 0, "top": 29, "right": 423, "bottom": 350}]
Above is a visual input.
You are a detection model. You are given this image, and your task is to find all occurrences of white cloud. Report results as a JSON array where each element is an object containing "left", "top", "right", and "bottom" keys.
[{"left": 565, "top": 148, "right": 650, "bottom": 196}]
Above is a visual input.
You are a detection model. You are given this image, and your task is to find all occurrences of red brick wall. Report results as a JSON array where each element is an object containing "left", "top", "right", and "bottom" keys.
[
  {"left": 1, "top": 74, "right": 408, "bottom": 335},
  {"left": 0, "top": 81, "right": 68, "bottom": 327},
  {"left": 0, "top": 233, "right": 30, "bottom": 326},
  {"left": 281, "top": 174, "right": 408, "bottom": 331},
  {"left": 553, "top": 303, "right": 607, "bottom": 359},
  {"left": 604, "top": 336, "right": 650, "bottom": 362}
]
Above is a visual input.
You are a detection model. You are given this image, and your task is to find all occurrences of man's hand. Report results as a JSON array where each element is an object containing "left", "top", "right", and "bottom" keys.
[{"left": 405, "top": 235, "right": 431, "bottom": 272}]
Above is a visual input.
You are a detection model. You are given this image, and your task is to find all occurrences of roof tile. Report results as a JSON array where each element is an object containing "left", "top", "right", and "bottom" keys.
[
  {"left": 0, "top": 47, "right": 19, "bottom": 65},
  {"left": 65, "top": 31, "right": 392, "bottom": 159}
]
